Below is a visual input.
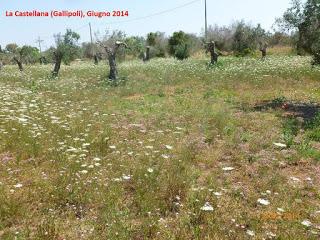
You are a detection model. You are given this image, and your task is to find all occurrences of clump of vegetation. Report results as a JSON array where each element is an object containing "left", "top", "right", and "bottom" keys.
[
  {"left": 232, "top": 22, "right": 267, "bottom": 56},
  {"left": 168, "top": 31, "right": 191, "bottom": 60},
  {"left": 147, "top": 32, "right": 168, "bottom": 58},
  {"left": 283, "top": 118, "right": 300, "bottom": 146},
  {"left": 277, "top": 0, "right": 320, "bottom": 64}
]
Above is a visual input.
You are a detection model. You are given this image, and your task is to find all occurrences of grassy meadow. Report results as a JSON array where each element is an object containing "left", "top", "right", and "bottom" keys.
[{"left": 1, "top": 55, "right": 320, "bottom": 239}]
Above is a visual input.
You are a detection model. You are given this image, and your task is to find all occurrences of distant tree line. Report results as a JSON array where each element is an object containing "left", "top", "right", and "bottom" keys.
[
  {"left": 0, "top": 21, "right": 297, "bottom": 68},
  {"left": 0, "top": 2, "right": 319, "bottom": 78}
]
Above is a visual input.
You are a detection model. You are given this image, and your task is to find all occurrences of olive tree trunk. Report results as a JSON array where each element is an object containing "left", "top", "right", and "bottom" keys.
[
  {"left": 259, "top": 42, "right": 267, "bottom": 60},
  {"left": 107, "top": 51, "right": 118, "bottom": 80},
  {"left": 207, "top": 41, "right": 218, "bottom": 64},
  {"left": 100, "top": 41, "right": 128, "bottom": 81},
  {"left": 143, "top": 46, "right": 151, "bottom": 62},
  {"left": 13, "top": 57, "right": 23, "bottom": 71},
  {"left": 94, "top": 54, "right": 99, "bottom": 65},
  {"left": 52, "top": 52, "right": 63, "bottom": 77}
]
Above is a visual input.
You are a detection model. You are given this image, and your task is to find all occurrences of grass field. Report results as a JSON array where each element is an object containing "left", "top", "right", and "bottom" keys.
[{"left": 1, "top": 55, "right": 320, "bottom": 239}]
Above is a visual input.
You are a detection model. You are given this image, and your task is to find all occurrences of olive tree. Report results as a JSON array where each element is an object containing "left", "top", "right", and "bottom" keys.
[
  {"left": 277, "top": 0, "right": 320, "bottom": 64},
  {"left": 52, "top": 29, "right": 80, "bottom": 77},
  {"left": 4, "top": 43, "right": 23, "bottom": 71},
  {"left": 205, "top": 41, "right": 219, "bottom": 64},
  {"left": 98, "top": 41, "right": 128, "bottom": 81},
  {"left": 232, "top": 22, "right": 267, "bottom": 56}
]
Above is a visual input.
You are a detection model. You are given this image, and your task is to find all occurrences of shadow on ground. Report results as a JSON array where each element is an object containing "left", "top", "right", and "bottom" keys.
[{"left": 254, "top": 98, "right": 320, "bottom": 122}]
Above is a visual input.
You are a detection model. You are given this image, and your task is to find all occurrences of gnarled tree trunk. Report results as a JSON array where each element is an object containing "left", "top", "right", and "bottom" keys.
[
  {"left": 143, "top": 46, "right": 151, "bottom": 62},
  {"left": 52, "top": 52, "right": 63, "bottom": 77},
  {"left": 13, "top": 57, "right": 23, "bottom": 71},
  {"left": 259, "top": 42, "right": 267, "bottom": 60},
  {"left": 107, "top": 50, "right": 118, "bottom": 80},
  {"left": 100, "top": 41, "right": 128, "bottom": 81},
  {"left": 206, "top": 41, "right": 218, "bottom": 64},
  {"left": 94, "top": 54, "right": 99, "bottom": 65}
]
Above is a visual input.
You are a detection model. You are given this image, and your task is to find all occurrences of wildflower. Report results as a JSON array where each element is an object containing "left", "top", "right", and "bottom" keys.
[
  {"left": 266, "top": 232, "right": 277, "bottom": 238},
  {"left": 109, "top": 145, "right": 116, "bottom": 149},
  {"left": 200, "top": 202, "right": 214, "bottom": 211},
  {"left": 246, "top": 230, "right": 255, "bottom": 236},
  {"left": 165, "top": 145, "right": 173, "bottom": 150},
  {"left": 290, "top": 177, "right": 301, "bottom": 182},
  {"left": 301, "top": 220, "right": 312, "bottom": 227},
  {"left": 14, "top": 183, "right": 23, "bottom": 188},
  {"left": 257, "top": 198, "right": 270, "bottom": 206},
  {"left": 122, "top": 175, "right": 131, "bottom": 181},
  {"left": 222, "top": 167, "right": 235, "bottom": 171},
  {"left": 147, "top": 168, "right": 154, "bottom": 173},
  {"left": 213, "top": 192, "right": 222, "bottom": 197},
  {"left": 80, "top": 170, "right": 88, "bottom": 174},
  {"left": 273, "top": 142, "right": 287, "bottom": 148},
  {"left": 161, "top": 154, "right": 169, "bottom": 159}
]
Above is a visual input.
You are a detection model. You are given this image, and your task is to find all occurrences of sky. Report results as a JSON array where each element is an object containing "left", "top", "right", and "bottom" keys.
[{"left": 0, "top": 0, "right": 292, "bottom": 50}]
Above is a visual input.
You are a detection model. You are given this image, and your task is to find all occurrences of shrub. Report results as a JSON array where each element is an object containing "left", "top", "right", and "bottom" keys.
[
  {"left": 147, "top": 32, "right": 167, "bottom": 58},
  {"left": 174, "top": 43, "right": 190, "bottom": 60},
  {"left": 168, "top": 31, "right": 191, "bottom": 60},
  {"left": 232, "top": 21, "right": 267, "bottom": 56},
  {"left": 278, "top": 0, "right": 320, "bottom": 64}
]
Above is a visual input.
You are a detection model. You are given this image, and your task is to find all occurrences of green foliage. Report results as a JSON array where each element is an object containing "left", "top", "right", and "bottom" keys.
[
  {"left": 305, "top": 113, "right": 320, "bottom": 141},
  {"left": 173, "top": 43, "right": 190, "bottom": 60},
  {"left": 168, "top": 31, "right": 191, "bottom": 60},
  {"left": 124, "top": 36, "right": 145, "bottom": 58},
  {"left": 5, "top": 43, "right": 18, "bottom": 54},
  {"left": 147, "top": 32, "right": 157, "bottom": 46},
  {"left": 54, "top": 29, "right": 80, "bottom": 65},
  {"left": 146, "top": 32, "right": 167, "bottom": 58},
  {"left": 279, "top": 0, "right": 320, "bottom": 63},
  {"left": 283, "top": 118, "right": 299, "bottom": 146},
  {"left": 42, "top": 47, "right": 56, "bottom": 64},
  {"left": 20, "top": 45, "right": 40, "bottom": 64},
  {"left": 272, "top": 96, "right": 287, "bottom": 105},
  {"left": 232, "top": 22, "right": 267, "bottom": 56},
  {"left": 269, "top": 32, "right": 295, "bottom": 47}
]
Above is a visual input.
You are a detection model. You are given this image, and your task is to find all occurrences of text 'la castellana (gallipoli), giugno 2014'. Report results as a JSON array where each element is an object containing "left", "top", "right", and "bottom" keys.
[{"left": 5, "top": 10, "right": 129, "bottom": 18}]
